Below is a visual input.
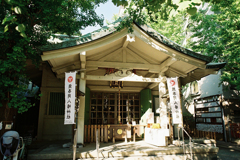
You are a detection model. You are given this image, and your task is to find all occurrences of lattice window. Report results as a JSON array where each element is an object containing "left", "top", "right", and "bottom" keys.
[
  {"left": 48, "top": 92, "right": 65, "bottom": 115},
  {"left": 90, "top": 92, "right": 140, "bottom": 125}
]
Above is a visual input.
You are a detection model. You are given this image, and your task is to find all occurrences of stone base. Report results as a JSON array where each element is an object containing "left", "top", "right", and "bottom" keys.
[{"left": 28, "top": 140, "right": 219, "bottom": 160}]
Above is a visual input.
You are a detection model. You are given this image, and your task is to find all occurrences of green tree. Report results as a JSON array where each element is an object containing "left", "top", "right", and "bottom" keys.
[
  {"left": 0, "top": 0, "right": 228, "bottom": 116},
  {"left": 106, "top": 13, "right": 119, "bottom": 25},
  {"left": 189, "top": 0, "right": 240, "bottom": 91},
  {"left": 112, "top": 0, "right": 222, "bottom": 32},
  {"left": 145, "top": 10, "right": 187, "bottom": 45},
  {"left": 0, "top": 0, "right": 107, "bottom": 113}
]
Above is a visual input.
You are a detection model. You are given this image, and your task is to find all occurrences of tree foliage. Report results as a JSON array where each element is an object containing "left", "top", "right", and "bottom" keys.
[
  {"left": 143, "top": 0, "right": 240, "bottom": 92},
  {"left": 0, "top": 0, "right": 107, "bottom": 113},
  {"left": 189, "top": 0, "right": 240, "bottom": 91},
  {"left": 145, "top": 10, "right": 187, "bottom": 45},
  {"left": 0, "top": 0, "right": 230, "bottom": 115},
  {"left": 112, "top": 0, "right": 221, "bottom": 30}
]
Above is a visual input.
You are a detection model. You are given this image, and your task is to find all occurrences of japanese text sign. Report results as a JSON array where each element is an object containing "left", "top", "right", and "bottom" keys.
[
  {"left": 64, "top": 72, "right": 76, "bottom": 124},
  {"left": 167, "top": 77, "right": 182, "bottom": 124}
]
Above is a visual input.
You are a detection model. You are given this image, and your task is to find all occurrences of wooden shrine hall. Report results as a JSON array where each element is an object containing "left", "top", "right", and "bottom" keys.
[{"left": 38, "top": 19, "right": 225, "bottom": 145}]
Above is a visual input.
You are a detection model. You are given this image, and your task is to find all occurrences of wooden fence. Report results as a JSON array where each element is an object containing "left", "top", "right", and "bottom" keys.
[
  {"left": 192, "top": 129, "right": 216, "bottom": 140},
  {"left": 84, "top": 125, "right": 108, "bottom": 143},
  {"left": 230, "top": 123, "right": 240, "bottom": 139},
  {"left": 84, "top": 124, "right": 143, "bottom": 143}
]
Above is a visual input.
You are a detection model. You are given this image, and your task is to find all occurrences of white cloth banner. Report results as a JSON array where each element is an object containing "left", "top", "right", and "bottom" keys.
[
  {"left": 167, "top": 77, "right": 182, "bottom": 124},
  {"left": 64, "top": 72, "right": 76, "bottom": 125}
]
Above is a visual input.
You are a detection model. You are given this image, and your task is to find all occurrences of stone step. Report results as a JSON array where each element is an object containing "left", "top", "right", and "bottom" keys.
[
  {"left": 28, "top": 141, "right": 219, "bottom": 160},
  {"left": 77, "top": 155, "right": 187, "bottom": 160}
]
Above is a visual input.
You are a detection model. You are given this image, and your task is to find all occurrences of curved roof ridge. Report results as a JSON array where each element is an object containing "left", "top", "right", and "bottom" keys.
[
  {"left": 41, "top": 17, "right": 212, "bottom": 63},
  {"left": 134, "top": 22, "right": 212, "bottom": 63},
  {"left": 40, "top": 17, "right": 124, "bottom": 52}
]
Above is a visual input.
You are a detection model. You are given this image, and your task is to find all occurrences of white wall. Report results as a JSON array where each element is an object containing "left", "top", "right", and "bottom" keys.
[
  {"left": 182, "top": 71, "right": 222, "bottom": 115},
  {"left": 182, "top": 83, "right": 195, "bottom": 115},
  {"left": 198, "top": 71, "right": 223, "bottom": 98}
]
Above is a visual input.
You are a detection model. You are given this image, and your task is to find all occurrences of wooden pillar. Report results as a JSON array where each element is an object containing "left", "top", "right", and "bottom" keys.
[
  {"left": 113, "top": 128, "right": 115, "bottom": 143},
  {"left": 104, "top": 125, "right": 108, "bottom": 143},
  {"left": 133, "top": 126, "right": 136, "bottom": 142},
  {"left": 37, "top": 64, "right": 48, "bottom": 140},
  {"left": 158, "top": 74, "right": 168, "bottom": 129},
  {"left": 178, "top": 78, "right": 184, "bottom": 140},
  {"left": 77, "top": 73, "right": 86, "bottom": 144}
]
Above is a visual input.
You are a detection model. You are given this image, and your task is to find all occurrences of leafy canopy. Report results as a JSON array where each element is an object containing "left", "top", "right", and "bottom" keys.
[
  {"left": 0, "top": 0, "right": 107, "bottom": 113},
  {"left": 145, "top": 10, "right": 187, "bottom": 46},
  {"left": 189, "top": 0, "right": 240, "bottom": 91},
  {"left": 141, "top": 0, "right": 240, "bottom": 93},
  {"left": 112, "top": 0, "right": 221, "bottom": 30},
  {"left": 0, "top": 0, "right": 227, "bottom": 114}
]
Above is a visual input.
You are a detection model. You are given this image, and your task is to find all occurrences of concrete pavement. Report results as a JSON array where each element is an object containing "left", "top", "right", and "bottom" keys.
[
  {"left": 216, "top": 140, "right": 240, "bottom": 151},
  {"left": 28, "top": 140, "right": 219, "bottom": 160}
]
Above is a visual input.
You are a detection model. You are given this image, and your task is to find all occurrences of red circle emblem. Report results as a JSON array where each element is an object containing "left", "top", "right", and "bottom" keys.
[
  {"left": 170, "top": 80, "right": 175, "bottom": 86},
  {"left": 68, "top": 76, "right": 73, "bottom": 83}
]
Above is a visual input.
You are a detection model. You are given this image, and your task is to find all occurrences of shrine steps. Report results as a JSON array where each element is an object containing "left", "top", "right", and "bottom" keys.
[{"left": 28, "top": 140, "right": 218, "bottom": 160}]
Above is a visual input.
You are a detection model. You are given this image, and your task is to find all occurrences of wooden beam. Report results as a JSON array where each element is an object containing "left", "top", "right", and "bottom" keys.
[
  {"left": 132, "top": 25, "right": 207, "bottom": 69},
  {"left": 41, "top": 29, "right": 128, "bottom": 61},
  {"left": 56, "top": 64, "right": 81, "bottom": 75},
  {"left": 128, "top": 45, "right": 159, "bottom": 64},
  {"left": 148, "top": 83, "right": 159, "bottom": 89},
  {"left": 122, "top": 34, "right": 135, "bottom": 48},
  {"left": 122, "top": 37, "right": 130, "bottom": 48},
  {"left": 146, "top": 70, "right": 168, "bottom": 89},
  {"left": 159, "top": 57, "right": 177, "bottom": 72},
  {"left": 144, "top": 73, "right": 156, "bottom": 78},
  {"left": 87, "top": 44, "right": 122, "bottom": 60},
  {"left": 98, "top": 48, "right": 122, "bottom": 62},
  {"left": 151, "top": 91, "right": 159, "bottom": 95},
  {"left": 188, "top": 72, "right": 200, "bottom": 81},
  {"left": 168, "top": 67, "right": 187, "bottom": 77},
  {"left": 160, "top": 66, "right": 169, "bottom": 74},
  {"left": 56, "top": 67, "right": 98, "bottom": 79},
  {"left": 184, "top": 66, "right": 198, "bottom": 74},
  {"left": 88, "top": 86, "right": 143, "bottom": 92},
  {"left": 123, "top": 49, "right": 126, "bottom": 63},
  {"left": 126, "top": 48, "right": 150, "bottom": 64},
  {"left": 149, "top": 57, "right": 177, "bottom": 73},
  {"left": 52, "top": 61, "right": 80, "bottom": 72},
  {"left": 80, "top": 51, "right": 86, "bottom": 69},
  {"left": 83, "top": 75, "right": 164, "bottom": 82},
  {"left": 86, "top": 61, "right": 161, "bottom": 72}
]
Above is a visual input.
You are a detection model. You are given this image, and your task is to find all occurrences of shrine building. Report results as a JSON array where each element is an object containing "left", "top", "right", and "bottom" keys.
[{"left": 38, "top": 20, "right": 224, "bottom": 144}]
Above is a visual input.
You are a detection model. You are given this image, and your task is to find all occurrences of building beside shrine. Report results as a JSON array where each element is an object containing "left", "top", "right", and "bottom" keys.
[
  {"left": 182, "top": 69, "right": 240, "bottom": 141},
  {"left": 37, "top": 19, "right": 224, "bottom": 143}
]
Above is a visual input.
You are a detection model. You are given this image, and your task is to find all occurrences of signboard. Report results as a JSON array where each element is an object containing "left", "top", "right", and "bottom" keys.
[
  {"left": 64, "top": 72, "right": 76, "bottom": 125},
  {"left": 167, "top": 77, "right": 182, "bottom": 124}
]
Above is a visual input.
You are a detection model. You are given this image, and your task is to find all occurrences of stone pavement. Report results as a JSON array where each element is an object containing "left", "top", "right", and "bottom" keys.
[
  {"left": 28, "top": 140, "right": 219, "bottom": 160},
  {"left": 216, "top": 140, "right": 240, "bottom": 151}
]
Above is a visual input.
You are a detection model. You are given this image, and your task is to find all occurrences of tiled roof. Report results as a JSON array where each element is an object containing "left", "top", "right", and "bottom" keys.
[{"left": 41, "top": 17, "right": 212, "bottom": 63}]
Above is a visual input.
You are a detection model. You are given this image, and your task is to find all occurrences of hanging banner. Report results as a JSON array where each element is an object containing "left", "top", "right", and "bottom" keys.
[
  {"left": 167, "top": 77, "right": 182, "bottom": 124},
  {"left": 64, "top": 72, "right": 76, "bottom": 125}
]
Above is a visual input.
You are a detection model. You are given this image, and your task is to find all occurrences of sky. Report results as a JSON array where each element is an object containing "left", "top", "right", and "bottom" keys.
[{"left": 80, "top": 1, "right": 120, "bottom": 35}]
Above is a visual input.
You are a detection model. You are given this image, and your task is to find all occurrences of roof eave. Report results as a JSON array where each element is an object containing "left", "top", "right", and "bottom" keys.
[{"left": 133, "top": 21, "right": 212, "bottom": 64}]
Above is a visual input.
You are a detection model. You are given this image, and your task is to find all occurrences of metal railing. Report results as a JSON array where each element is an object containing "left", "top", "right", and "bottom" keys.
[{"left": 178, "top": 126, "right": 193, "bottom": 160}]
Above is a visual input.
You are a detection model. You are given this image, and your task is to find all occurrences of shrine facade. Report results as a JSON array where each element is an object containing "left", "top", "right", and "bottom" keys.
[{"left": 38, "top": 20, "right": 224, "bottom": 143}]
